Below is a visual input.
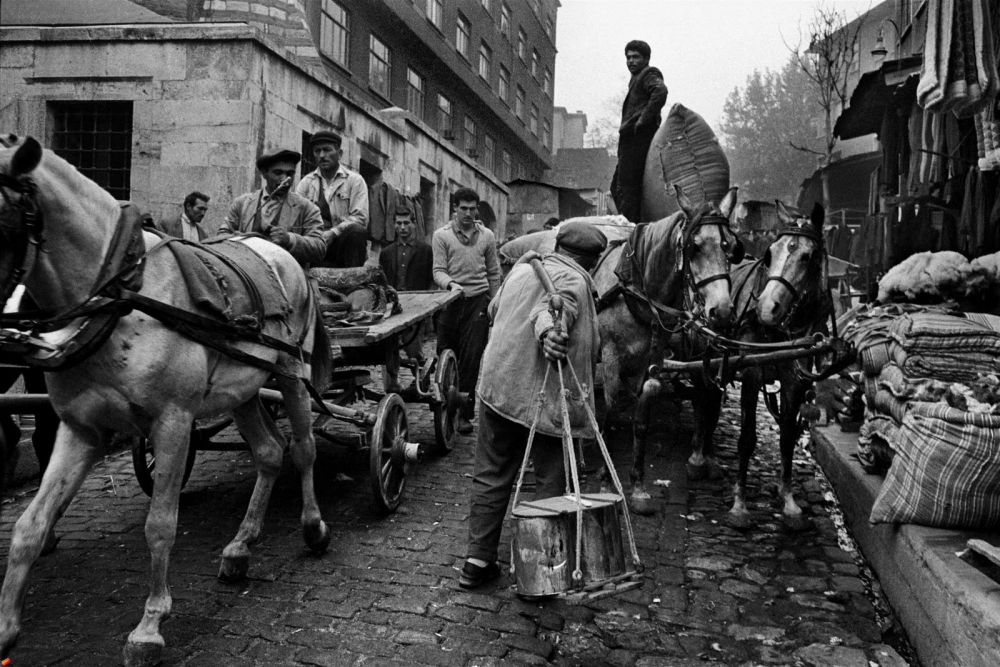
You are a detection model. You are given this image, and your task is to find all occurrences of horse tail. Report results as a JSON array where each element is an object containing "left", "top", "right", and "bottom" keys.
[{"left": 308, "top": 295, "right": 333, "bottom": 394}]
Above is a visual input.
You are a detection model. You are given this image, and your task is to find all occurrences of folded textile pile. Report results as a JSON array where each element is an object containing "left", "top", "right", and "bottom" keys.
[{"left": 846, "top": 304, "right": 1000, "bottom": 527}]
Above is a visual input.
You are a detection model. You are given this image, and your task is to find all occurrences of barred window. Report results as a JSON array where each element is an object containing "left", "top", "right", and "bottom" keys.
[
  {"left": 484, "top": 134, "right": 495, "bottom": 170},
  {"left": 425, "top": 0, "right": 442, "bottom": 28},
  {"left": 498, "top": 65, "right": 510, "bottom": 104},
  {"left": 478, "top": 42, "right": 492, "bottom": 81},
  {"left": 369, "top": 34, "right": 391, "bottom": 99},
  {"left": 456, "top": 14, "right": 470, "bottom": 59},
  {"left": 319, "top": 0, "right": 350, "bottom": 67},
  {"left": 464, "top": 116, "right": 478, "bottom": 155},
  {"left": 515, "top": 86, "right": 525, "bottom": 120},
  {"left": 50, "top": 101, "right": 133, "bottom": 200},
  {"left": 438, "top": 94, "right": 453, "bottom": 136},
  {"left": 406, "top": 67, "right": 425, "bottom": 119}
]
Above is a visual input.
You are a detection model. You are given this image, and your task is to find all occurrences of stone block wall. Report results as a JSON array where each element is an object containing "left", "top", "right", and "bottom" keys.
[{"left": 0, "top": 23, "right": 508, "bottom": 238}]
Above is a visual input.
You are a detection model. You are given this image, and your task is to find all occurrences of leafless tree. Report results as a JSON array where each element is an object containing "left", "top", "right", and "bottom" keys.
[
  {"left": 786, "top": 3, "right": 868, "bottom": 209},
  {"left": 584, "top": 88, "right": 627, "bottom": 156}
]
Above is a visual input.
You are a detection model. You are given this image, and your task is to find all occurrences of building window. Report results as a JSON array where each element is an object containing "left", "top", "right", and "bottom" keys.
[
  {"left": 501, "top": 149, "right": 512, "bottom": 181},
  {"left": 543, "top": 66, "right": 552, "bottom": 97},
  {"left": 545, "top": 15, "right": 554, "bottom": 41},
  {"left": 484, "top": 134, "right": 495, "bottom": 169},
  {"left": 481, "top": 0, "right": 491, "bottom": 11},
  {"left": 498, "top": 65, "right": 510, "bottom": 103},
  {"left": 542, "top": 118, "right": 551, "bottom": 148},
  {"left": 464, "top": 116, "right": 478, "bottom": 155},
  {"left": 456, "top": 13, "right": 470, "bottom": 59},
  {"left": 369, "top": 35, "right": 391, "bottom": 99},
  {"left": 530, "top": 0, "right": 540, "bottom": 16},
  {"left": 319, "top": 0, "right": 350, "bottom": 67},
  {"left": 517, "top": 28, "right": 527, "bottom": 61},
  {"left": 50, "top": 101, "right": 133, "bottom": 200},
  {"left": 478, "top": 42, "right": 492, "bottom": 81},
  {"left": 517, "top": 161, "right": 527, "bottom": 179},
  {"left": 514, "top": 86, "right": 525, "bottom": 120},
  {"left": 529, "top": 103, "right": 539, "bottom": 136},
  {"left": 425, "top": 0, "right": 442, "bottom": 28},
  {"left": 437, "top": 94, "right": 453, "bottom": 136},
  {"left": 406, "top": 67, "right": 425, "bottom": 119},
  {"left": 500, "top": 3, "right": 511, "bottom": 40},
  {"left": 531, "top": 49, "right": 540, "bottom": 79}
]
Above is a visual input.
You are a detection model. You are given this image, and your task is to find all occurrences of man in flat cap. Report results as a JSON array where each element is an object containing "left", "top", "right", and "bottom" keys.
[
  {"left": 459, "top": 221, "right": 607, "bottom": 589},
  {"left": 219, "top": 149, "right": 326, "bottom": 267},
  {"left": 296, "top": 130, "right": 369, "bottom": 268}
]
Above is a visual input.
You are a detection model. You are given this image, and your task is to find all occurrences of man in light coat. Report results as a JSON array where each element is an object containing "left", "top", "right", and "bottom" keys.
[
  {"left": 296, "top": 131, "right": 369, "bottom": 268},
  {"left": 614, "top": 39, "right": 668, "bottom": 222},
  {"left": 218, "top": 149, "right": 326, "bottom": 268},
  {"left": 458, "top": 221, "right": 607, "bottom": 589}
]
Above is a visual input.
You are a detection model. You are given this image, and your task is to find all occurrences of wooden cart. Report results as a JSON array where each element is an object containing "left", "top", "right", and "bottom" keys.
[{"left": 129, "top": 290, "right": 465, "bottom": 514}]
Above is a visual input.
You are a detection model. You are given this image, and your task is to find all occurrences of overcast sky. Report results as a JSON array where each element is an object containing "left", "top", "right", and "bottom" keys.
[{"left": 554, "top": 0, "right": 876, "bottom": 132}]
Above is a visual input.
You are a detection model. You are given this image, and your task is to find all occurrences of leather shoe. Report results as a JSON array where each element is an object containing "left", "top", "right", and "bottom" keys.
[
  {"left": 457, "top": 417, "right": 474, "bottom": 434},
  {"left": 459, "top": 560, "right": 501, "bottom": 589}
]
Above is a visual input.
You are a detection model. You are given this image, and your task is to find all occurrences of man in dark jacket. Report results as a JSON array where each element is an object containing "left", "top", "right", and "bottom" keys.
[
  {"left": 380, "top": 203, "right": 434, "bottom": 392},
  {"left": 161, "top": 191, "right": 210, "bottom": 241},
  {"left": 614, "top": 40, "right": 668, "bottom": 222}
]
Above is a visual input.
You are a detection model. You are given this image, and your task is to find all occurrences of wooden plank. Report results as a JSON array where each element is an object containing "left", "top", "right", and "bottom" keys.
[{"left": 324, "top": 290, "right": 460, "bottom": 347}]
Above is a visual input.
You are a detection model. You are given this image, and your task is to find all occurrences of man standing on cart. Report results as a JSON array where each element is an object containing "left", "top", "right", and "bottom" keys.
[
  {"left": 296, "top": 131, "right": 369, "bottom": 268},
  {"left": 459, "top": 222, "right": 607, "bottom": 589},
  {"left": 380, "top": 203, "right": 434, "bottom": 394},
  {"left": 432, "top": 188, "right": 501, "bottom": 434}
]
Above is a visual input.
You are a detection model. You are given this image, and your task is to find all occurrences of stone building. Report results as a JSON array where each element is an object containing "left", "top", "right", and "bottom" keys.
[{"left": 0, "top": 0, "right": 561, "bottom": 239}]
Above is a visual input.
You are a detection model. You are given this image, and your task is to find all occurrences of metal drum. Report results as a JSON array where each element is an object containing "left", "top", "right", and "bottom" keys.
[{"left": 510, "top": 493, "right": 627, "bottom": 598}]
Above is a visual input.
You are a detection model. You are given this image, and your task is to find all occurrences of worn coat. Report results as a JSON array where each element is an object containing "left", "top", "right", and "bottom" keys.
[
  {"left": 477, "top": 253, "right": 599, "bottom": 439},
  {"left": 379, "top": 240, "right": 434, "bottom": 291},
  {"left": 219, "top": 189, "right": 326, "bottom": 267},
  {"left": 619, "top": 65, "right": 669, "bottom": 134},
  {"left": 160, "top": 211, "right": 208, "bottom": 241}
]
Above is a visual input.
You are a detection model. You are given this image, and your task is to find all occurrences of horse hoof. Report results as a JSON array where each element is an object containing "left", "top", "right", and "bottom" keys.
[
  {"left": 122, "top": 640, "right": 163, "bottom": 667},
  {"left": 219, "top": 543, "right": 251, "bottom": 582},
  {"left": 726, "top": 510, "right": 753, "bottom": 530},
  {"left": 686, "top": 462, "right": 706, "bottom": 481},
  {"left": 304, "top": 520, "right": 331, "bottom": 553},
  {"left": 784, "top": 513, "right": 810, "bottom": 532},
  {"left": 629, "top": 489, "right": 656, "bottom": 516},
  {"left": 41, "top": 530, "right": 60, "bottom": 556}
]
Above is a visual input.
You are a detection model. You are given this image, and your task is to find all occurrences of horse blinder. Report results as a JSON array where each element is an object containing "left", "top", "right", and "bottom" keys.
[{"left": 0, "top": 173, "right": 45, "bottom": 305}]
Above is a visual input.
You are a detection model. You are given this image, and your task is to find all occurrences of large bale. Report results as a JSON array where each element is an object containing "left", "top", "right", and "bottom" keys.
[
  {"left": 641, "top": 104, "right": 730, "bottom": 221},
  {"left": 498, "top": 216, "right": 634, "bottom": 277}
]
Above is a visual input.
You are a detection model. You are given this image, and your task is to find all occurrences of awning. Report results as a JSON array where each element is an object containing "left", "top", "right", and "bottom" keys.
[{"left": 834, "top": 56, "right": 922, "bottom": 141}]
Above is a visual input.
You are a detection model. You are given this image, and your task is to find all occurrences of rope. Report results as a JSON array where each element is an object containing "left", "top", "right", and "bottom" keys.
[
  {"left": 557, "top": 359, "right": 585, "bottom": 586},
  {"left": 511, "top": 364, "right": 550, "bottom": 511}
]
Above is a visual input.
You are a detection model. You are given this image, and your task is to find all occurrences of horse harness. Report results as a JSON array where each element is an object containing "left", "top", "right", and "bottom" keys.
[{"left": 0, "top": 174, "right": 328, "bottom": 406}]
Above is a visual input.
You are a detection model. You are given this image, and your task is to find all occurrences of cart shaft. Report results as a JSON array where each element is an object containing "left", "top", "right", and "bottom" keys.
[
  {"left": 258, "top": 388, "right": 376, "bottom": 426},
  {"left": 0, "top": 393, "right": 51, "bottom": 413}
]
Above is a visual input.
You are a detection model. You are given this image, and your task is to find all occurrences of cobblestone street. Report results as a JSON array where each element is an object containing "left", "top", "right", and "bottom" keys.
[{"left": 1, "top": 385, "right": 913, "bottom": 667}]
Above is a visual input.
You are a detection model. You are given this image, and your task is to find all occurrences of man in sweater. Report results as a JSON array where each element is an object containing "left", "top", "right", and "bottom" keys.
[
  {"left": 614, "top": 40, "right": 668, "bottom": 222},
  {"left": 296, "top": 131, "right": 369, "bottom": 268},
  {"left": 458, "top": 221, "right": 607, "bottom": 589},
  {"left": 432, "top": 188, "right": 501, "bottom": 434},
  {"left": 380, "top": 203, "right": 435, "bottom": 393}
]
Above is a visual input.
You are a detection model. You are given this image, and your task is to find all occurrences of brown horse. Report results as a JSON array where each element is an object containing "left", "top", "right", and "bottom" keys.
[
  {"left": 0, "top": 137, "right": 331, "bottom": 666},
  {"left": 595, "top": 186, "right": 739, "bottom": 513},
  {"left": 718, "top": 201, "right": 830, "bottom": 530}
]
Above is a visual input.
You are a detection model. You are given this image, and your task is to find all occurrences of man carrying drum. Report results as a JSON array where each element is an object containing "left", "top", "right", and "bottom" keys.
[{"left": 459, "top": 222, "right": 607, "bottom": 589}]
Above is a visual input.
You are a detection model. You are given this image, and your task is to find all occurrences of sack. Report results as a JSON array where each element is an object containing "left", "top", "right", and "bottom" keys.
[
  {"left": 641, "top": 104, "right": 730, "bottom": 221},
  {"left": 870, "top": 402, "right": 1000, "bottom": 528}
]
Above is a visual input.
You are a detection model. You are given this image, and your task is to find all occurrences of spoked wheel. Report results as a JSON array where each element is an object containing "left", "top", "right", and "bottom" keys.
[
  {"left": 432, "top": 348, "right": 460, "bottom": 454},
  {"left": 370, "top": 393, "right": 409, "bottom": 514},
  {"left": 131, "top": 415, "right": 230, "bottom": 497}
]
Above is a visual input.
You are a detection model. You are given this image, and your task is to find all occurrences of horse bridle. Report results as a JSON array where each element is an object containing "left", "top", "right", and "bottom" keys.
[
  {"left": 682, "top": 213, "right": 737, "bottom": 312},
  {"left": 0, "top": 172, "right": 44, "bottom": 308},
  {"left": 762, "top": 224, "right": 825, "bottom": 311}
]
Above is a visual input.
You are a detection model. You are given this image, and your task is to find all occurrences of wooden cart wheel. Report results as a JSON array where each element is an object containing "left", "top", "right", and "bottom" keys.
[
  {"left": 132, "top": 432, "right": 199, "bottom": 498},
  {"left": 370, "top": 393, "right": 409, "bottom": 514},
  {"left": 432, "top": 348, "right": 460, "bottom": 454}
]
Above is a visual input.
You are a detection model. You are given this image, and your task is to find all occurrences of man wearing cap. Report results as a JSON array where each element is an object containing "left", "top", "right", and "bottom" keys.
[
  {"left": 296, "top": 130, "right": 369, "bottom": 268},
  {"left": 219, "top": 149, "right": 326, "bottom": 267},
  {"left": 459, "top": 221, "right": 607, "bottom": 589},
  {"left": 379, "top": 202, "right": 435, "bottom": 393}
]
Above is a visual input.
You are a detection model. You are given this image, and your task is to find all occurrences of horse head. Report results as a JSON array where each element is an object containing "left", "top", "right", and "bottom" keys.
[
  {"left": 674, "top": 185, "right": 739, "bottom": 330},
  {"left": 757, "top": 201, "right": 826, "bottom": 328}
]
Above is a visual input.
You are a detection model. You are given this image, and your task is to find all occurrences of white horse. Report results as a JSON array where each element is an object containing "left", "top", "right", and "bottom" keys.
[{"left": 0, "top": 137, "right": 331, "bottom": 666}]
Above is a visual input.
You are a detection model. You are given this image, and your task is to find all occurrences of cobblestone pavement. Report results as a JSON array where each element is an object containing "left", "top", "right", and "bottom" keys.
[{"left": 0, "top": 383, "right": 914, "bottom": 667}]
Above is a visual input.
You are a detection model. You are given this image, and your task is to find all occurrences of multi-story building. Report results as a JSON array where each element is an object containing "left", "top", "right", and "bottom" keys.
[{"left": 1, "top": 0, "right": 561, "bottom": 239}]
